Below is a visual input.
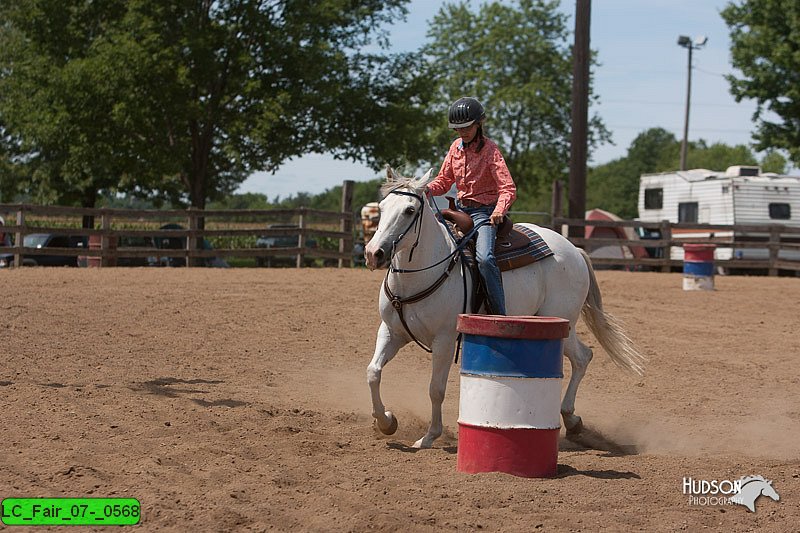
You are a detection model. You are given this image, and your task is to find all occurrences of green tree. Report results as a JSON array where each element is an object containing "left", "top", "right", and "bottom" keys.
[
  {"left": 0, "top": 1, "right": 131, "bottom": 210},
  {"left": 0, "top": 0, "right": 433, "bottom": 210},
  {"left": 588, "top": 128, "right": 678, "bottom": 218},
  {"left": 686, "top": 141, "right": 757, "bottom": 171},
  {"left": 760, "top": 151, "right": 788, "bottom": 173},
  {"left": 0, "top": 127, "right": 24, "bottom": 203},
  {"left": 722, "top": 0, "right": 800, "bottom": 164},
  {"left": 207, "top": 192, "right": 271, "bottom": 211},
  {"left": 423, "top": 0, "right": 609, "bottom": 211}
]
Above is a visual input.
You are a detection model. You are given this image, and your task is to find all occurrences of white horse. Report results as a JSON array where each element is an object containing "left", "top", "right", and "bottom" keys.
[{"left": 365, "top": 168, "right": 645, "bottom": 449}]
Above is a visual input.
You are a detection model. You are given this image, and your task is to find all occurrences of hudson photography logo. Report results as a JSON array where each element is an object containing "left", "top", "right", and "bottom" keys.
[{"left": 683, "top": 475, "right": 781, "bottom": 512}]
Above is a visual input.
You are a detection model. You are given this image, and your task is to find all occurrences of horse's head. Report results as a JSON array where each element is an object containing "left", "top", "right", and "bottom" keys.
[
  {"left": 761, "top": 480, "right": 780, "bottom": 501},
  {"left": 364, "top": 166, "right": 435, "bottom": 270}
]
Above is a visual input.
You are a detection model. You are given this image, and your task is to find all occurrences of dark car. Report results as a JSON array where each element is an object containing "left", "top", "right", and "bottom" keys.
[
  {"left": 256, "top": 224, "right": 317, "bottom": 267},
  {"left": 153, "top": 224, "right": 229, "bottom": 268},
  {"left": 0, "top": 233, "right": 87, "bottom": 268},
  {"left": 635, "top": 226, "right": 663, "bottom": 259},
  {"left": 116, "top": 236, "right": 160, "bottom": 267}
]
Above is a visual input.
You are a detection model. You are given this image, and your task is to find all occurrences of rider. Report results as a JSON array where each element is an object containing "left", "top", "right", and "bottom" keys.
[{"left": 425, "top": 97, "right": 516, "bottom": 315}]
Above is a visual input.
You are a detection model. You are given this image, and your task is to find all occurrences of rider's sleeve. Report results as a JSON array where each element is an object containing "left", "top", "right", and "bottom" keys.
[
  {"left": 426, "top": 144, "right": 457, "bottom": 197},
  {"left": 491, "top": 147, "right": 516, "bottom": 217}
]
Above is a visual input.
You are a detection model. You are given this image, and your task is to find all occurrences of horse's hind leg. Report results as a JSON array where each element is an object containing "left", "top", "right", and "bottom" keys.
[
  {"left": 561, "top": 330, "right": 593, "bottom": 436},
  {"left": 367, "top": 322, "right": 407, "bottom": 435}
]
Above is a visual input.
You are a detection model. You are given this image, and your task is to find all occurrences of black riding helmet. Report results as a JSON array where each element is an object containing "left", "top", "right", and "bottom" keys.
[{"left": 448, "top": 97, "right": 485, "bottom": 129}]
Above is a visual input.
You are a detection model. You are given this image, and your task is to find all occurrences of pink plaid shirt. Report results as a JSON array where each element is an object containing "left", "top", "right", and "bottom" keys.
[{"left": 427, "top": 137, "right": 516, "bottom": 216}]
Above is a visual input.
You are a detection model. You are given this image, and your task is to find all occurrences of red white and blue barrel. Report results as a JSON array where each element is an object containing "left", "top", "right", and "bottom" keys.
[
  {"left": 683, "top": 244, "right": 716, "bottom": 291},
  {"left": 455, "top": 314, "right": 569, "bottom": 478}
]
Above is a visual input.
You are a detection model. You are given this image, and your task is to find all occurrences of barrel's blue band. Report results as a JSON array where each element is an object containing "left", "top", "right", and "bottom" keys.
[
  {"left": 683, "top": 261, "right": 714, "bottom": 276},
  {"left": 460, "top": 335, "right": 563, "bottom": 378}
]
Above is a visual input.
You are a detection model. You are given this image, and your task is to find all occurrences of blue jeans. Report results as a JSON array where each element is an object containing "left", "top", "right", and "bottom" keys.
[{"left": 459, "top": 203, "right": 506, "bottom": 315}]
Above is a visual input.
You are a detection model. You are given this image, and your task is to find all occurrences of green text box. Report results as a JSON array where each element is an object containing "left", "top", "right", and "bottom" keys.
[{"left": 1, "top": 498, "right": 141, "bottom": 526}]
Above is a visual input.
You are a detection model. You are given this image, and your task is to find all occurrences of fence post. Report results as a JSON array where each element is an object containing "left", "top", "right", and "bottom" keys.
[
  {"left": 14, "top": 207, "right": 24, "bottom": 268},
  {"left": 768, "top": 225, "right": 781, "bottom": 276},
  {"left": 660, "top": 220, "right": 672, "bottom": 273},
  {"left": 296, "top": 210, "right": 306, "bottom": 268},
  {"left": 339, "top": 180, "right": 354, "bottom": 268},
  {"left": 100, "top": 213, "right": 112, "bottom": 267},
  {"left": 187, "top": 210, "right": 198, "bottom": 267},
  {"left": 550, "top": 180, "right": 563, "bottom": 230}
]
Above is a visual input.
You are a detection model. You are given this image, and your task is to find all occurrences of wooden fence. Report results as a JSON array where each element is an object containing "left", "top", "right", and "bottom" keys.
[
  {"left": 553, "top": 217, "right": 800, "bottom": 275},
  {"left": 0, "top": 181, "right": 356, "bottom": 268}
]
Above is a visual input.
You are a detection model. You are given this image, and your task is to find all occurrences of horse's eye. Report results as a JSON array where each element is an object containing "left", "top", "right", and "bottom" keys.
[{"left": 404, "top": 206, "right": 415, "bottom": 215}]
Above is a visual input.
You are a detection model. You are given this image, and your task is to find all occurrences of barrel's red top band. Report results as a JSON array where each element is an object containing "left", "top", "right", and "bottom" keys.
[{"left": 456, "top": 314, "right": 570, "bottom": 340}]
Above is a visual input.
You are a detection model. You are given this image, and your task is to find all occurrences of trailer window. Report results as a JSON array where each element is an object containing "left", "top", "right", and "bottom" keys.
[
  {"left": 678, "top": 202, "right": 698, "bottom": 223},
  {"left": 769, "top": 203, "right": 790, "bottom": 220},
  {"left": 644, "top": 188, "right": 663, "bottom": 209}
]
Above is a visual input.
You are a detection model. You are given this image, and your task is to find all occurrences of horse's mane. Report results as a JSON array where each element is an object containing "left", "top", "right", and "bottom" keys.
[
  {"left": 739, "top": 475, "right": 768, "bottom": 486},
  {"left": 379, "top": 177, "right": 423, "bottom": 198}
]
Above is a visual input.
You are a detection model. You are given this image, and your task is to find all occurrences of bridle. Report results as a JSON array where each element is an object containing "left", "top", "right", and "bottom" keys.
[
  {"left": 385, "top": 189, "right": 425, "bottom": 265},
  {"left": 381, "top": 187, "right": 485, "bottom": 355}
]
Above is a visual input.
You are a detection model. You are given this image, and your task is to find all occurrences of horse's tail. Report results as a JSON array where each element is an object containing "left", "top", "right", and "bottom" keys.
[{"left": 579, "top": 249, "right": 646, "bottom": 376}]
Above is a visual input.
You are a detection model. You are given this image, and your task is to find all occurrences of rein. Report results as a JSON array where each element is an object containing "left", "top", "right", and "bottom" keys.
[
  {"left": 383, "top": 256, "right": 460, "bottom": 353},
  {"left": 382, "top": 187, "right": 487, "bottom": 354}
]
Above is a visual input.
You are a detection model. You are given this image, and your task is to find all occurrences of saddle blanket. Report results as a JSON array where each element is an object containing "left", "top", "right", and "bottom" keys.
[
  {"left": 495, "top": 224, "right": 554, "bottom": 271},
  {"left": 456, "top": 223, "right": 553, "bottom": 272}
]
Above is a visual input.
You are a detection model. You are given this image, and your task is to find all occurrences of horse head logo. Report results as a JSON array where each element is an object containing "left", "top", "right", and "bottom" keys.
[{"left": 730, "top": 475, "right": 780, "bottom": 513}]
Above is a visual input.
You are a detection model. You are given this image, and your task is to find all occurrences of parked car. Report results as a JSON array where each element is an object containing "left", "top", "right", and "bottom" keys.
[
  {"left": 0, "top": 215, "right": 11, "bottom": 248},
  {"left": 256, "top": 224, "right": 317, "bottom": 267},
  {"left": 117, "top": 236, "right": 160, "bottom": 267},
  {"left": 0, "top": 233, "right": 87, "bottom": 268},
  {"left": 635, "top": 225, "right": 663, "bottom": 259},
  {"left": 75, "top": 235, "right": 162, "bottom": 268},
  {"left": 153, "top": 223, "right": 229, "bottom": 268}
]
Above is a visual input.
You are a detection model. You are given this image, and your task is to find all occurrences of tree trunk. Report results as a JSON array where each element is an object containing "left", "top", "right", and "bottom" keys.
[
  {"left": 81, "top": 188, "right": 98, "bottom": 229},
  {"left": 188, "top": 171, "right": 206, "bottom": 267}
]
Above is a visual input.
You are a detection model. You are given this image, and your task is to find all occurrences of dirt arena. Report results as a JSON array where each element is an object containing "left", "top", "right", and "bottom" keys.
[{"left": 1, "top": 267, "right": 798, "bottom": 531}]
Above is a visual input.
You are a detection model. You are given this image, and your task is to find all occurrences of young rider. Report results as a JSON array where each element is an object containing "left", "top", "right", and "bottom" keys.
[{"left": 425, "top": 97, "right": 517, "bottom": 315}]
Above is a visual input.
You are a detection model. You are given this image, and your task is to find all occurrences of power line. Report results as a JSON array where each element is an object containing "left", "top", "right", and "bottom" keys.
[
  {"left": 693, "top": 66, "right": 728, "bottom": 77},
  {"left": 608, "top": 124, "right": 754, "bottom": 134},
  {"left": 597, "top": 98, "right": 755, "bottom": 109}
]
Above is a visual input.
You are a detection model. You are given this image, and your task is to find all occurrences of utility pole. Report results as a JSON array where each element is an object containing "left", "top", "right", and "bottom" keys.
[
  {"left": 680, "top": 43, "right": 693, "bottom": 171},
  {"left": 677, "top": 35, "right": 707, "bottom": 171},
  {"left": 568, "top": 0, "right": 591, "bottom": 240}
]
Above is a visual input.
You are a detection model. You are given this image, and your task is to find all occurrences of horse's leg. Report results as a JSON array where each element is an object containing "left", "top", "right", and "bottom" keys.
[
  {"left": 413, "top": 335, "right": 455, "bottom": 449},
  {"left": 561, "top": 330, "right": 593, "bottom": 436},
  {"left": 367, "top": 322, "right": 407, "bottom": 435}
]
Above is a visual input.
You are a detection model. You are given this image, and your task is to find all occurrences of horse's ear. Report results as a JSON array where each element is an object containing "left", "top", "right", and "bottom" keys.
[
  {"left": 412, "top": 168, "right": 435, "bottom": 190},
  {"left": 385, "top": 165, "right": 402, "bottom": 184}
]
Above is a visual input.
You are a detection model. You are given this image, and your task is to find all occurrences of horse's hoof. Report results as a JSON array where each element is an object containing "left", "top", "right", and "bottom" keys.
[
  {"left": 412, "top": 436, "right": 433, "bottom": 449},
  {"left": 377, "top": 411, "right": 398, "bottom": 435},
  {"left": 565, "top": 415, "right": 583, "bottom": 437}
]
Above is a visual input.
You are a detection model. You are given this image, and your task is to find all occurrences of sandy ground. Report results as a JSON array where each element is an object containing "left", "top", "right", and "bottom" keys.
[{"left": 1, "top": 267, "right": 799, "bottom": 532}]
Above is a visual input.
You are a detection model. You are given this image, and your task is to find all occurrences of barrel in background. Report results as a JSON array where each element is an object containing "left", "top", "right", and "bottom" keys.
[{"left": 683, "top": 244, "right": 716, "bottom": 290}]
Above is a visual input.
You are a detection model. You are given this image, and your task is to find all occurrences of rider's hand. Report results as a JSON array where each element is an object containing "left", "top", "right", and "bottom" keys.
[{"left": 490, "top": 212, "right": 504, "bottom": 225}]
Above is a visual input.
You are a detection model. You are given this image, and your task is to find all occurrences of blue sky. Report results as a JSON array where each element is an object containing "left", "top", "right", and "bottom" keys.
[{"left": 239, "top": 0, "right": 770, "bottom": 200}]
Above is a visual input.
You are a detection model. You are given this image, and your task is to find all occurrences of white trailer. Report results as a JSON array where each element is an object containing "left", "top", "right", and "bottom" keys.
[{"left": 637, "top": 166, "right": 800, "bottom": 261}]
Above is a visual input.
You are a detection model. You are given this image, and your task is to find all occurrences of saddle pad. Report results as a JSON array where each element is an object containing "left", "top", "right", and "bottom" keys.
[
  {"left": 452, "top": 222, "right": 553, "bottom": 272},
  {"left": 495, "top": 224, "right": 554, "bottom": 272}
]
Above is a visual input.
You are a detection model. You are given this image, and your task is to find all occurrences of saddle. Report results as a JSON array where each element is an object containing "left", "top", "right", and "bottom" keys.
[{"left": 440, "top": 198, "right": 547, "bottom": 272}]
